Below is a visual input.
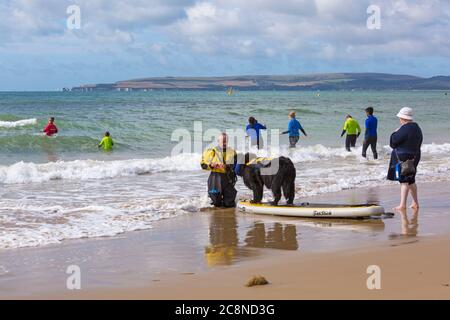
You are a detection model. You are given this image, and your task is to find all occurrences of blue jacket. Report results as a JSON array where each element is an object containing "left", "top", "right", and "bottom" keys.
[
  {"left": 246, "top": 122, "right": 266, "bottom": 141},
  {"left": 285, "top": 118, "right": 303, "bottom": 137},
  {"left": 365, "top": 115, "right": 378, "bottom": 138}
]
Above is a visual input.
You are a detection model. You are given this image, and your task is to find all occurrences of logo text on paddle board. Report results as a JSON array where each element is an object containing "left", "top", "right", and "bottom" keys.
[
  {"left": 366, "top": 265, "right": 381, "bottom": 290},
  {"left": 66, "top": 264, "right": 81, "bottom": 290},
  {"left": 66, "top": 5, "right": 81, "bottom": 30},
  {"left": 367, "top": 5, "right": 381, "bottom": 30},
  {"left": 313, "top": 210, "right": 332, "bottom": 216}
]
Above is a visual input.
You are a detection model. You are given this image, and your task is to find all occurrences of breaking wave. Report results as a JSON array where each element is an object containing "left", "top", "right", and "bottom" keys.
[
  {"left": 1, "top": 143, "right": 450, "bottom": 184},
  {"left": 0, "top": 118, "right": 37, "bottom": 128}
]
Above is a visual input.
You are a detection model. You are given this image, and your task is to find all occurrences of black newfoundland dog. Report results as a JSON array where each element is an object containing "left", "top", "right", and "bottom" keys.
[{"left": 236, "top": 153, "right": 296, "bottom": 205}]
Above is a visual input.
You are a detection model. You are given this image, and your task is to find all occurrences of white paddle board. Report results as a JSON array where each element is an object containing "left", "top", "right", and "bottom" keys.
[{"left": 238, "top": 201, "right": 385, "bottom": 218}]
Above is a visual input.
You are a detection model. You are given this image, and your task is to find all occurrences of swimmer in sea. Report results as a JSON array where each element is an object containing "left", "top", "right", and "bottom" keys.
[
  {"left": 98, "top": 131, "right": 114, "bottom": 151},
  {"left": 43, "top": 117, "right": 58, "bottom": 136}
]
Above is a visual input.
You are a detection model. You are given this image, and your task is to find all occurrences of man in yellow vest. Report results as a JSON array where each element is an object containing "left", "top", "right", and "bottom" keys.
[
  {"left": 341, "top": 115, "right": 361, "bottom": 151},
  {"left": 201, "top": 133, "right": 238, "bottom": 208}
]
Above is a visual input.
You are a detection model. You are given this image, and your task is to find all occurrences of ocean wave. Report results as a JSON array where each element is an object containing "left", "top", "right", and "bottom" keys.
[
  {"left": 0, "top": 153, "right": 202, "bottom": 184},
  {"left": 2, "top": 142, "right": 450, "bottom": 249},
  {"left": 420, "top": 143, "right": 450, "bottom": 154},
  {"left": 1, "top": 143, "right": 450, "bottom": 184},
  {"left": 0, "top": 134, "right": 131, "bottom": 153},
  {"left": 0, "top": 118, "right": 37, "bottom": 128},
  {"left": 0, "top": 196, "right": 209, "bottom": 249}
]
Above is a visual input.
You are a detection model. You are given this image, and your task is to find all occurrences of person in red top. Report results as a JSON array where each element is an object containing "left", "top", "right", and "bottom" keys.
[{"left": 43, "top": 117, "right": 58, "bottom": 136}]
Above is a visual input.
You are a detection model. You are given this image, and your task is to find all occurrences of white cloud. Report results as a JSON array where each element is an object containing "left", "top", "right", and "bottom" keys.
[
  {"left": 171, "top": 0, "right": 450, "bottom": 61},
  {"left": 181, "top": 2, "right": 245, "bottom": 36},
  {"left": 1, "top": 0, "right": 449, "bottom": 60},
  {"left": 1, "top": 0, "right": 449, "bottom": 89},
  {"left": 0, "top": 0, "right": 193, "bottom": 43}
]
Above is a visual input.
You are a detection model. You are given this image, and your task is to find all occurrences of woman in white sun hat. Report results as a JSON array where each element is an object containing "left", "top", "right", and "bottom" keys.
[{"left": 387, "top": 107, "right": 423, "bottom": 211}]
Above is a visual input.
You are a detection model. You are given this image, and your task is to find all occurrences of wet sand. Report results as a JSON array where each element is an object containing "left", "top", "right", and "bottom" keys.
[
  {"left": 1, "top": 181, "right": 450, "bottom": 299},
  {"left": 45, "top": 234, "right": 450, "bottom": 300}
]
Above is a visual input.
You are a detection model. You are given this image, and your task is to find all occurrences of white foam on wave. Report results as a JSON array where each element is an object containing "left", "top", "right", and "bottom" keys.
[
  {"left": 2, "top": 142, "right": 450, "bottom": 250},
  {"left": 298, "top": 145, "right": 450, "bottom": 196},
  {"left": 0, "top": 153, "right": 202, "bottom": 184},
  {"left": 0, "top": 118, "right": 37, "bottom": 128},
  {"left": 1, "top": 142, "right": 450, "bottom": 185},
  {"left": 0, "top": 195, "right": 209, "bottom": 249},
  {"left": 420, "top": 142, "right": 450, "bottom": 154}
]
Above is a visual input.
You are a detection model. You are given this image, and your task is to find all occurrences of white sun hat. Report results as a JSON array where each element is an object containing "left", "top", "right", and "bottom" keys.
[{"left": 396, "top": 107, "right": 413, "bottom": 120}]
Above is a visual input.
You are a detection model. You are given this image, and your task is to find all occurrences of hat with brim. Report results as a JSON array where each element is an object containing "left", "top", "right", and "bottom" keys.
[{"left": 396, "top": 107, "right": 413, "bottom": 120}]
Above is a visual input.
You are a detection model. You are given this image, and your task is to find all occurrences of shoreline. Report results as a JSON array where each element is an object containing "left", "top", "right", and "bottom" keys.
[{"left": 1, "top": 180, "right": 450, "bottom": 299}]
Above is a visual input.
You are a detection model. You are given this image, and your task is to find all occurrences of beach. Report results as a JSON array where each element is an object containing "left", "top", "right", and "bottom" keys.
[
  {"left": 2, "top": 0, "right": 450, "bottom": 304},
  {"left": 1, "top": 90, "right": 450, "bottom": 300},
  {"left": 2, "top": 180, "right": 450, "bottom": 300}
]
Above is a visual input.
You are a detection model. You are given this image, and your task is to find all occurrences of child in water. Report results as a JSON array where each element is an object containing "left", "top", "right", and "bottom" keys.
[{"left": 98, "top": 131, "right": 114, "bottom": 151}]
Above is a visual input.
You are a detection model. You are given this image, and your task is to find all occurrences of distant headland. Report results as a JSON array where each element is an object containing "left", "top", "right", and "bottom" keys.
[{"left": 71, "top": 73, "right": 450, "bottom": 92}]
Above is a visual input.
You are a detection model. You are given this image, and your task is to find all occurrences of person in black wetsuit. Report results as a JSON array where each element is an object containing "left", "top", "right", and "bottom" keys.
[
  {"left": 362, "top": 107, "right": 378, "bottom": 159},
  {"left": 387, "top": 107, "right": 423, "bottom": 211}
]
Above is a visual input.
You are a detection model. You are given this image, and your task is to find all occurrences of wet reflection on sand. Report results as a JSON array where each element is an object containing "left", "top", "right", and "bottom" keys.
[
  {"left": 389, "top": 208, "right": 419, "bottom": 239},
  {"left": 245, "top": 222, "right": 298, "bottom": 250},
  {"left": 205, "top": 211, "right": 254, "bottom": 267},
  {"left": 204, "top": 209, "right": 386, "bottom": 267}
]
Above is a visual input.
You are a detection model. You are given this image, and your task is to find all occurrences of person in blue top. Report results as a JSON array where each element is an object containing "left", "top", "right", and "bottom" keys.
[
  {"left": 246, "top": 117, "right": 266, "bottom": 149},
  {"left": 282, "top": 111, "right": 307, "bottom": 148},
  {"left": 362, "top": 107, "right": 378, "bottom": 159}
]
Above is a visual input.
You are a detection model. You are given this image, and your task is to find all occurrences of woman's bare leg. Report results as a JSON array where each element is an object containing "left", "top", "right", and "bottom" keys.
[
  {"left": 409, "top": 183, "right": 419, "bottom": 209},
  {"left": 394, "top": 183, "right": 409, "bottom": 211}
]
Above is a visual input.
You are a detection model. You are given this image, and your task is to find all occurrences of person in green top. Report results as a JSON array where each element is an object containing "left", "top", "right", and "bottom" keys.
[
  {"left": 341, "top": 115, "right": 361, "bottom": 151},
  {"left": 98, "top": 131, "right": 114, "bottom": 151}
]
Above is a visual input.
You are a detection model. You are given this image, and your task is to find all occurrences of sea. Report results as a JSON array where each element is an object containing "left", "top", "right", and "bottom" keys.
[{"left": 1, "top": 90, "right": 449, "bottom": 249}]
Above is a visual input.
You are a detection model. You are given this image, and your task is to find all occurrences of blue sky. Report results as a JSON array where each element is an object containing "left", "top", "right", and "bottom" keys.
[{"left": 1, "top": 0, "right": 449, "bottom": 91}]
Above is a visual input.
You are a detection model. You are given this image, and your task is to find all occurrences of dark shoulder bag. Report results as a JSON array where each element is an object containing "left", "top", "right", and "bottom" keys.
[{"left": 395, "top": 149, "right": 416, "bottom": 178}]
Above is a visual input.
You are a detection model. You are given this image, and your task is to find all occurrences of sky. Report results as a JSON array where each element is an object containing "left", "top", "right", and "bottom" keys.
[{"left": 0, "top": 0, "right": 449, "bottom": 91}]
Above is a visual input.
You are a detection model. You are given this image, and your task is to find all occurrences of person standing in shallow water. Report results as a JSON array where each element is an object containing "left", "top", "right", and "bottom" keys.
[
  {"left": 387, "top": 107, "right": 423, "bottom": 211},
  {"left": 246, "top": 117, "right": 266, "bottom": 149},
  {"left": 282, "top": 111, "right": 307, "bottom": 148},
  {"left": 341, "top": 115, "right": 361, "bottom": 151},
  {"left": 200, "top": 133, "right": 238, "bottom": 208},
  {"left": 362, "top": 107, "right": 378, "bottom": 159}
]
